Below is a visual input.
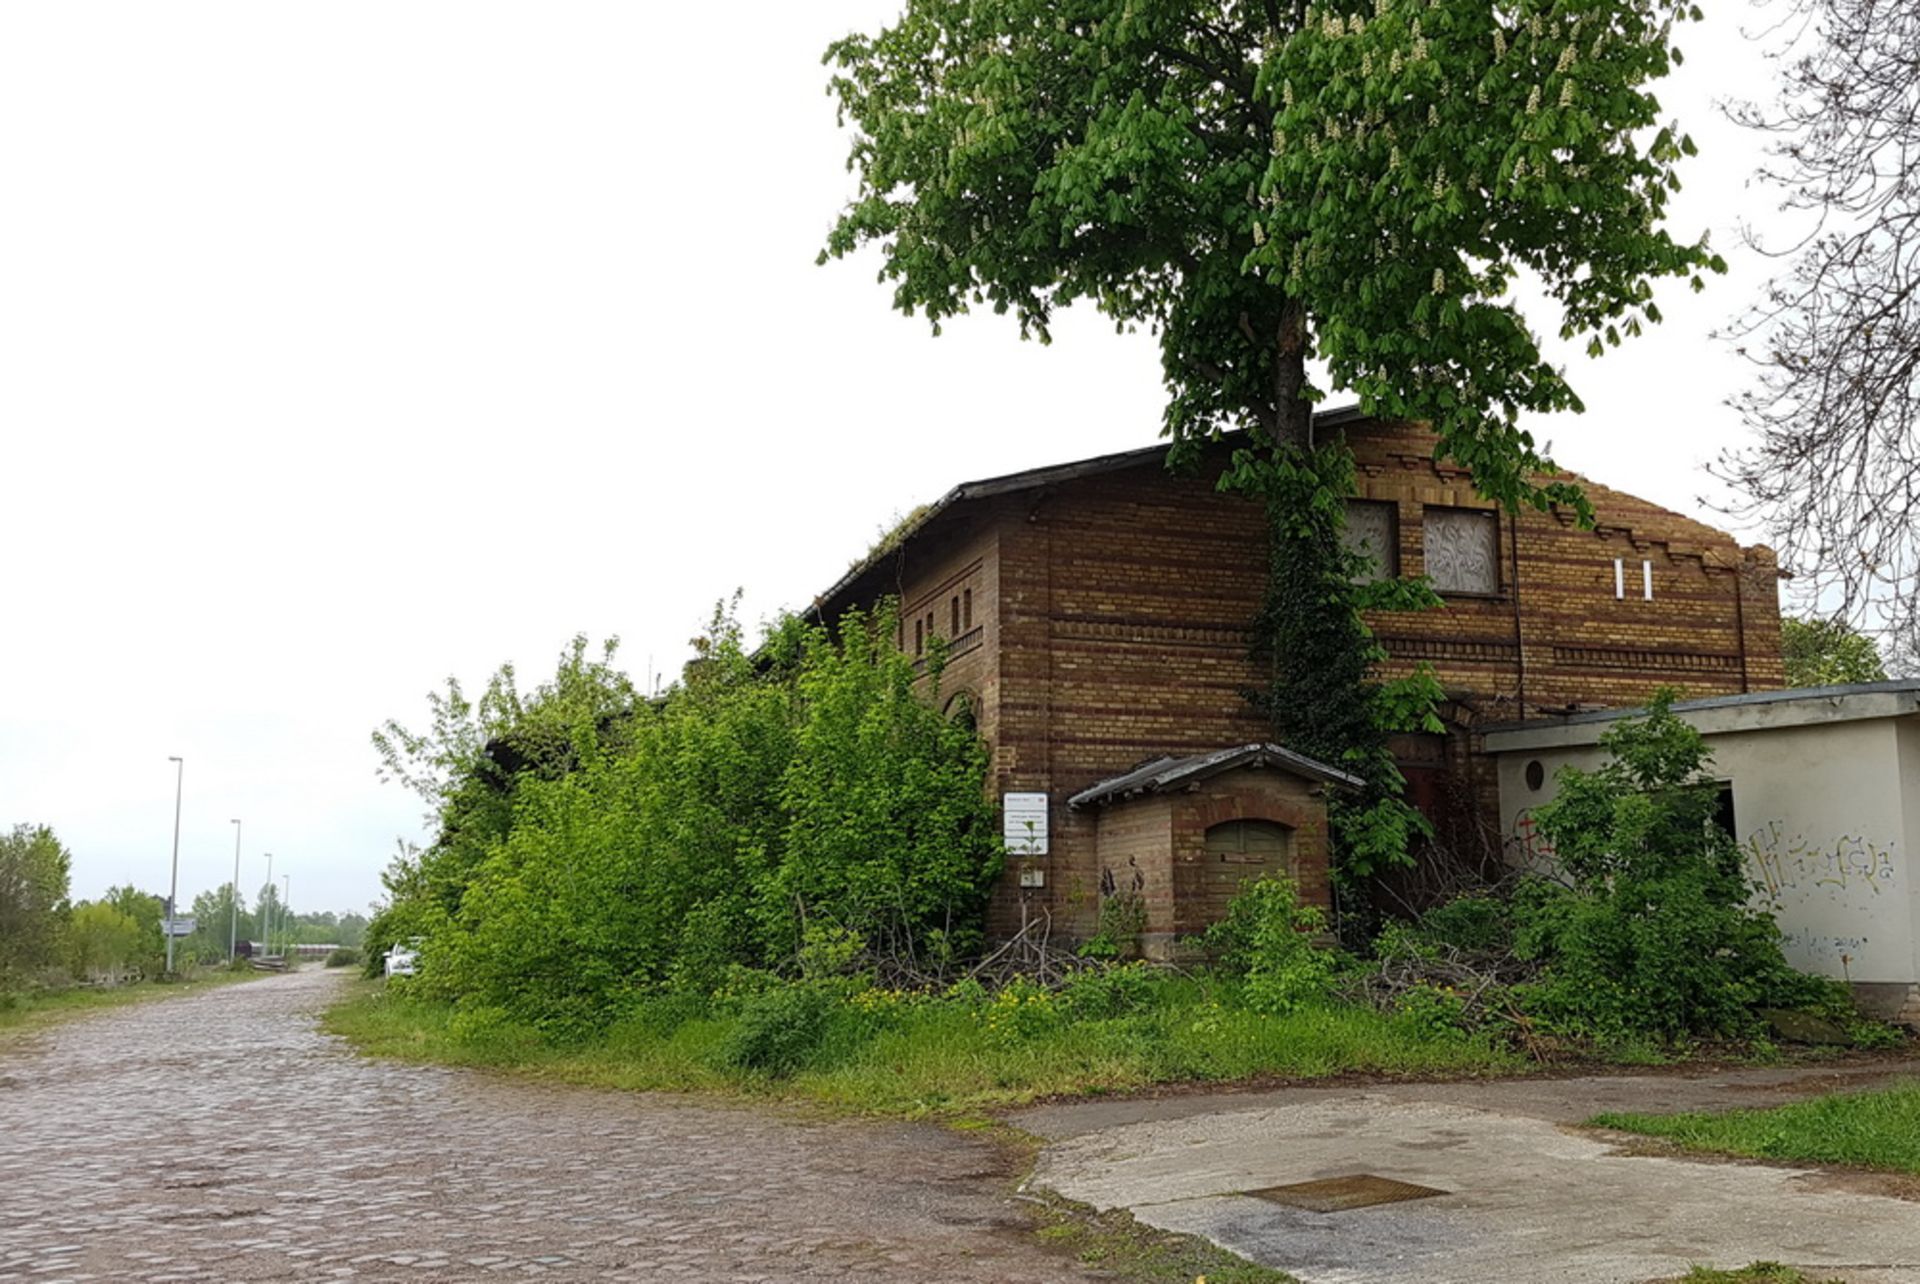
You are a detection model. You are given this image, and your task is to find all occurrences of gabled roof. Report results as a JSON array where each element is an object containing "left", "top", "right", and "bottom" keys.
[
  {"left": 810, "top": 407, "right": 1368, "bottom": 620},
  {"left": 1068, "top": 743, "right": 1365, "bottom": 809}
]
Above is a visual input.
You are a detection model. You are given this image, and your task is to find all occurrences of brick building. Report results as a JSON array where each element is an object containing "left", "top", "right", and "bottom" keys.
[{"left": 810, "top": 409, "right": 1786, "bottom": 954}]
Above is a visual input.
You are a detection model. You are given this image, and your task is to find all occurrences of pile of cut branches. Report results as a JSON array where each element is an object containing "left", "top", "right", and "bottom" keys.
[{"left": 1342, "top": 933, "right": 1539, "bottom": 1032}]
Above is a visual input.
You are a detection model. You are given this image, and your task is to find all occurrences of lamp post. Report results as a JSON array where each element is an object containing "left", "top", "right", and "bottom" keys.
[
  {"left": 261, "top": 851, "right": 274, "bottom": 956},
  {"left": 165, "top": 756, "right": 184, "bottom": 975},
  {"left": 282, "top": 873, "right": 291, "bottom": 957},
  {"left": 228, "top": 819, "right": 242, "bottom": 962}
]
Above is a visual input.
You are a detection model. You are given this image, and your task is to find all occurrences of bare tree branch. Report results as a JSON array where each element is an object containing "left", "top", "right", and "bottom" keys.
[{"left": 1715, "top": 0, "right": 1920, "bottom": 668}]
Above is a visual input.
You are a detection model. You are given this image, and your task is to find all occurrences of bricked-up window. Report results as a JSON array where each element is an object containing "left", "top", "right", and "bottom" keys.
[
  {"left": 1423, "top": 507, "right": 1500, "bottom": 595},
  {"left": 963, "top": 588, "right": 973, "bottom": 630},
  {"left": 1342, "top": 500, "right": 1398, "bottom": 582}
]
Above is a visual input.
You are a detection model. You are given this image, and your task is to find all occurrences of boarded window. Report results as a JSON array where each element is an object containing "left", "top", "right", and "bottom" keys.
[
  {"left": 1343, "top": 501, "right": 1398, "bottom": 582},
  {"left": 1204, "top": 819, "right": 1292, "bottom": 865},
  {"left": 1423, "top": 507, "right": 1500, "bottom": 595}
]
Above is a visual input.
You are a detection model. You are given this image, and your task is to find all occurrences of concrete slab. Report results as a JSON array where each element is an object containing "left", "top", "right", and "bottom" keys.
[{"left": 1030, "top": 1094, "right": 1920, "bottom": 1284}]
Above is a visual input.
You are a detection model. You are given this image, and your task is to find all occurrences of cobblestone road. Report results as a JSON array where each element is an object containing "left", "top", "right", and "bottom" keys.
[{"left": 0, "top": 969, "right": 1095, "bottom": 1283}]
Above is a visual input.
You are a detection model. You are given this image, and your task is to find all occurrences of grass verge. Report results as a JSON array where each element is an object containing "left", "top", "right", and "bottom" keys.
[
  {"left": 1026, "top": 1189, "right": 1295, "bottom": 1283},
  {"left": 0, "top": 967, "right": 263, "bottom": 1043},
  {"left": 1592, "top": 1081, "right": 1920, "bottom": 1173},
  {"left": 322, "top": 974, "right": 1522, "bottom": 1117},
  {"left": 1662, "top": 1266, "right": 1843, "bottom": 1284}
]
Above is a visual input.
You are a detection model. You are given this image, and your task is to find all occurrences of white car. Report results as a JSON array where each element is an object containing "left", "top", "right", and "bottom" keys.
[{"left": 383, "top": 945, "right": 419, "bottom": 978}]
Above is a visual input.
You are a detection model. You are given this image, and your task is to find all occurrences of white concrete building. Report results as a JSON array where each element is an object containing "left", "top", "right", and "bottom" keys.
[{"left": 1482, "top": 681, "right": 1920, "bottom": 1024}]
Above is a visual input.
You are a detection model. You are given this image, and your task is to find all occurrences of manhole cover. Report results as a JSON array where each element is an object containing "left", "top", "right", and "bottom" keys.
[{"left": 1244, "top": 1174, "right": 1447, "bottom": 1212}]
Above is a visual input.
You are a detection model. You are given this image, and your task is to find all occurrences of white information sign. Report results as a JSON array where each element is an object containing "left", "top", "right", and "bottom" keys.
[
  {"left": 160, "top": 916, "right": 196, "bottom": 938},
  {"left": 1002, "top": 792, "right": 1049, "bottom": 856}
]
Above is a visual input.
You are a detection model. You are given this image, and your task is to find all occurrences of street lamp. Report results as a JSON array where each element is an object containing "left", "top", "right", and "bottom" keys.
[
  {"left": 261, "top": 851, "right": 274, "bottom": 956},
  {"left": 165, "top": 756, "right": 184, "bottom": 975},
  {"left": 228, "top": 819, "right": 242, "bottom": 962},
  {"left": 282, "top": 873, "right": 291, "bottom": 957}
]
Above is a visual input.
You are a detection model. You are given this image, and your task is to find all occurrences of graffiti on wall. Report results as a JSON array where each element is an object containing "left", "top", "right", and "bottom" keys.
[
  {"left": 1508, "top": 808, "right": 1557, "bottom": 874},
  {"left": 1778, "top": 929, "right": 1871, "bottom": 968},
  {"left": 1744, "top": 820, "right": 1898, "bottom": 906}
]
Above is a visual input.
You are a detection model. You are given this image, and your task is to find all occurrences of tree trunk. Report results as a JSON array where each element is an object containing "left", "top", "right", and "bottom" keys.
[{"left": 1272, "top": 300, "right": 1309, "bottom": 449}]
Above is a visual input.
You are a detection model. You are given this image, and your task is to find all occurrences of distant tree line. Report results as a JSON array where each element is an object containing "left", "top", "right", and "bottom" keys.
[{"left": 0, "top": 821, "right": 366, "bottom": 992}]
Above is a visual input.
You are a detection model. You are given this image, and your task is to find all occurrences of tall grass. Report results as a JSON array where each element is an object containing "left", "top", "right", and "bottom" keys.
[
  {"left": 324, "top": 972, "right": 1520, "bottom": 1116},
  {"left": 1593, "top": 1082, "right": 1920, "bottom": 1173},
  {"left": 0, "top": 967, "right": 260, "bottom": 1040}
]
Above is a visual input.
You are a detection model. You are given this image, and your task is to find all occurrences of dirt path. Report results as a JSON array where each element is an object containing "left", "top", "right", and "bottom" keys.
[
  {"left": 0, "top": 968, "right": 1092, "bottom": 1282},
  {"left": 1015, "top": 1061, "right": 1920, "bottom": 1284}
]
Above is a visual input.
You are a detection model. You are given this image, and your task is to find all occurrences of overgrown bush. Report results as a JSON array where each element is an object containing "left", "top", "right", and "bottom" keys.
[
  {"left": 1517, "top": 694, "right": 1828, "bottom": 1041},
  {"left": 713, "top": 984, "right": 837, "bottom": 1076},
  {"left": 370, "top": 603, "right": 999, "bottom": 1035},
  {"left": 1205, "top": 877, "right": 1337, "bottom": 1015},
  {"left": 325, "top": 947, "right": 361, "bottom": 969}
]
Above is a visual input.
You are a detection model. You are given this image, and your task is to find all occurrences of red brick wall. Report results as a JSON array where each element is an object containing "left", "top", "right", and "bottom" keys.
[{"left": 1168, "top": 773, "right": 1333, "bottom": 932}]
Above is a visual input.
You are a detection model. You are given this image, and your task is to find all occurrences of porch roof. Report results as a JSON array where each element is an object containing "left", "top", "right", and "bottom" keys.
[{"left": 1067, "top": 742, "right": 1364, "bottom": 809}]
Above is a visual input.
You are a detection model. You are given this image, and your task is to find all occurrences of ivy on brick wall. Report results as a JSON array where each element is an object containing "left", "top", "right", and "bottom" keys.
[{"left": 1227, "top": 442, "right": 1446, "bottom": 884}]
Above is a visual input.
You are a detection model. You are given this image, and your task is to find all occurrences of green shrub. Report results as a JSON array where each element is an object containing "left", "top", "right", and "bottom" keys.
[
  {"left": 1519, "top": 694, "right": 1817, "bottom": 1041},
  {"left": 446, "top": 1003, "right": 545, "bottom": 1060},
  {"left": 324, "top": 947, "right": 361, "bottom": 969},
  {"left": 713, "top": 984, "right": 836, "bottom": 1077},
  {"left": 374, "top": 604, "right": 1000, "bottom": 1031},
  {"left": 1059, "top": 962, "right": 1161, "bottom": 1019},
  {"left": 1206, "top": 877, "right": 1337, "bottom": 1016},
  {"left": 1415, "top": 894, "right": 1513, "bottom": 952}
]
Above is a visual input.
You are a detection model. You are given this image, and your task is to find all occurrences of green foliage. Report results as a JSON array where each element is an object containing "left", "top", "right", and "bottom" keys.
[
  {"left": 374, "top": 603, "right": 1000, "bottom": 1036},
  {"left": 1518, "top": 694, "right": 1814, "bottom": 1039},
  {"left": 1206, "top": 877, "right": 1338, "bottom": 1015},
  {"left": 1781, "top": 616, "right": 1888, "bottom": 688},
  {"left": 330, "top": 967, "right": 1516, "bottom": 1114},
  {"left": 1059, "top": 961, "right": 1161, "bottom": 1019},
  {"left": 1235, "top": 444, "right": 1443, "bottom": 880},
  {"left": 1082, "top": 890, "right": 1148, "bottom": 960},
  {"left": 1415, "top": 893, "right": 1514, "bottom": 952},
  {"left": 64, "top": 902, "right": 145, "bottom": 982},
  {"left": 325, "top": 947, "right": 361, "bottom": 969},
  {"left": 0, "top": 825, "right": 72, "bottom": 988},
  {"left": 823, "top": 0, "right": 1715, "bottom": 500},
  {"left": 1593, "top": 1082, "right": 1920, "bottom": 1175},
  {"left": 713, "top": 984, "right": 837, "bottom": 1077}
]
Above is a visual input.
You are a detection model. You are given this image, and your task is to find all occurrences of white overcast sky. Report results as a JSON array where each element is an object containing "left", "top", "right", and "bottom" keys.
[{"left": 1, "top": 3, "right": 1800, "bottom": 916}]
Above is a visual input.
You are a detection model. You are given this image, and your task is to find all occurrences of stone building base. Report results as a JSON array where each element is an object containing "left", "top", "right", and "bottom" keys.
[{"left": 1850, "top": 982, "right": 1920, "bottom": 1027}]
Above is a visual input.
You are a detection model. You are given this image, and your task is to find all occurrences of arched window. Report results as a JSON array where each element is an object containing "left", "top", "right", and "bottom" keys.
[
  {"left": 1204, "top": 819, "right": 1291, "bottom": 866},
  {"left": 944, "top": 692, "right": 977, "bottom": 734}
]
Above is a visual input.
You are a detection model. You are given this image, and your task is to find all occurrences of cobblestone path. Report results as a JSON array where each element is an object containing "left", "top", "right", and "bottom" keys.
[{"left": 0, "top": 969, "right": 1092, "bottom": 1282}]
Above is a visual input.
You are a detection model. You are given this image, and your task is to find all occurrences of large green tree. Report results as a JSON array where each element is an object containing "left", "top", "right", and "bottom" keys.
[
  {"left": 0, "top": 825, "right": 72, "bottom": 987},
  {"left": 1781, "top": 616, "right": 1888, "bottom": 690},
  {"left": 824, "top": 0, "right": 1717, "bottom": 880},
  {"left": 823, "top": 0, "right": 1718, "bottom": 497}
]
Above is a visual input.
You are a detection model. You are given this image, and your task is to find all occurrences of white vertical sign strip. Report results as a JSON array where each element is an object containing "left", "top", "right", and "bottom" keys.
[
  {"left": 1643, "top": 560, "right": 1653, "bottom": 600},
  {"left": 1613, "top": 557, "right": 1624, "bottom": 599}
]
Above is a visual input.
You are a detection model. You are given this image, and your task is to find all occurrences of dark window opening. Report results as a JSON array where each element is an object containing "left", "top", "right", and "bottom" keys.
[
  {"left": 951, "top": 596, "right": 960, "bottom": 634},
  {"left": 963, "top": 588, "right": 973, "bottom": 629},
  {"left": 1711, "top": 781, "right": 1736, "bottom": 841},
  {"left": 914, "top": 618, "right": 923, "bottom": 656}
]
